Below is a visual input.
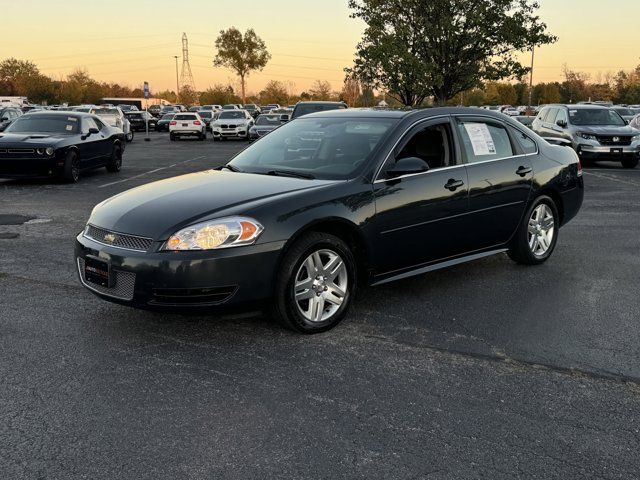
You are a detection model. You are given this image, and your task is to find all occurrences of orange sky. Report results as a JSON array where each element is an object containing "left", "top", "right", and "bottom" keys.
[{"left": 3, "top": 0, "right": 639, "bottom": 94}]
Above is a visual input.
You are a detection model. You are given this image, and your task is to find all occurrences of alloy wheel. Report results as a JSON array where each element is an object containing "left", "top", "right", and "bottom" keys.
[
  {"left": 294, "top": 249, "right": 348, "bottom": 323},
  {"left": 527, "top": 204, "right": 555, "bottom": 257}
]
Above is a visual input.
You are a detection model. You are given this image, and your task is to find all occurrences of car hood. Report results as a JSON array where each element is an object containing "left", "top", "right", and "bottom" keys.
[
  {"left": 0, "top": 132, "right": 68, "bottom": 145},
  {"left": 573, "top": 125, "right": 637, "bottom": 135},
  {"left": 89, "top": 169, "right": 334, "bottom": 240},
  {"left": 252, "top": 124, "right": 278, "bottom": 130}
]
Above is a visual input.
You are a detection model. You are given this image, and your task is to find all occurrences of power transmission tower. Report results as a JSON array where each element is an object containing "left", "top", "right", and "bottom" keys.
[{"left": 179, "top": 33, "right": 196, "bottom": 98}]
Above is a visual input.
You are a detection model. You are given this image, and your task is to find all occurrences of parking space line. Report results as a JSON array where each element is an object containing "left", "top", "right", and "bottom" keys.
[
  {"left": 583, "top": 171, "right": 640, "bottom": 187},
  {"left": 98, "top": 155, "right": 207, "bottom": 188}
]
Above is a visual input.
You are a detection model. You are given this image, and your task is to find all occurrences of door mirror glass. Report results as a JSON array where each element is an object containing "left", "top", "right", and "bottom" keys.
[
  {"left": 0, "top": 117, "right": 8, "bottom": 122},
  {"left": 387, "top": 157, "right": 429, "bottom": 177},
  {"left": 556, "top": 119, "right": 567, "bottom": 128},
  {"left": 88, "top": 127, "right": 99, "bottom": 135}
]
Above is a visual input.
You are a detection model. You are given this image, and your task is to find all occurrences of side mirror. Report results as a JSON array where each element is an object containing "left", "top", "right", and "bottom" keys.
[
  {"left": 280, "top": 114, "right": 290, "bottom": 122},
  {"left": 88, "top": 127, "right": 99, "bottom": 135},
  {"left": 556, "top": 119, "right": 567, "bottom": 128},
  {"left": 387, "top": 157, "right": 429, "bottom": 178},
  {"left": 0, "top": 117, "right": 8, "bottom": 122}
]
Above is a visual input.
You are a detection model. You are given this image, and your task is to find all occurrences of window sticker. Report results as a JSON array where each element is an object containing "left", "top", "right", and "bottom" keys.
[
  {"left": 67, "top": 117, "right": 77, "bottom": 122},
  {"left": 463, "top": 123, "right": 496, "bottom": 156},
  {"left": 65, "top": 124, "right": 73, "bottom": 131},
  {"left": 569, "top": 110, "right": 577, "bottom": 116}
]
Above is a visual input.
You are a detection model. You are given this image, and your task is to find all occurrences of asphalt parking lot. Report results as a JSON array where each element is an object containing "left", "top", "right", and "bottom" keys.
[{"left": 1, "top": 132, "right": 639, "bottom": 479}]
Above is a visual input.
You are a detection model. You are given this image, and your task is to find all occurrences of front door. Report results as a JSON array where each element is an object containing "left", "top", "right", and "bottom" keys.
[{"left": 370, "top": 118, "right": 470, "bottom": 274}]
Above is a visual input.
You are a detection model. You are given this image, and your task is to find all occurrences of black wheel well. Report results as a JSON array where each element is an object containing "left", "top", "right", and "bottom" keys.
[
  {"left": 282, "top": 219, "right": 370, "bottom": 280},
  {"left": 537, "top": 188, "right": 564, "bottom": 225}
]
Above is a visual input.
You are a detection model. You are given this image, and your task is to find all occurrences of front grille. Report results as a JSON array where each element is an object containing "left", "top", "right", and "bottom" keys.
[
  {"left": 8, "top": 148, "right": 35, "bottom": 154},
  {"left": 84, "top": 224, "right": 153, "bottom": 252},
  {"left": 597, "top": 136, "right": 632, "bottom": 146},
  {"left": 150, "top": 286, "right": 237, "bottom": 306},
  {"left": 77, "top": 258, "right": 136, "bottom": 301}
]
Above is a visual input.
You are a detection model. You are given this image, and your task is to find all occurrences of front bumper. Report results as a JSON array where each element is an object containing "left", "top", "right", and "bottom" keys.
[
  {"left": 212, "top": 127, "right": 248, "bottom": 138},
  {"left": 577, "top": 144, "right": 640, "bottom": 160},
  {"left": 0, "top": 156, "right": 62, "bottom": 178},
  {"left": 75, "top": 233, "right": 284, "bottom": 310}
]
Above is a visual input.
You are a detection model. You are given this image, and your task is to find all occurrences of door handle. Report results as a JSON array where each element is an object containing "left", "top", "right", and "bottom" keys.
[
  {"left": 516, "top": 166, "right": 532, "bottom": 177},
  {"left": 444, "top": 179, "right": 464, "bottom": 191}
]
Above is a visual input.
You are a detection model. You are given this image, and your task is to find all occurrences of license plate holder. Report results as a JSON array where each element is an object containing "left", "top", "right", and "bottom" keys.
[
  {"left": 85, "top": 256, "right": 111, "bottom": 287},
  {"left": 182, "top": 123, "right": 188, "bottom": 127},
  {"left": 611, "top": 148, "right": 623, "bottom": 154}
]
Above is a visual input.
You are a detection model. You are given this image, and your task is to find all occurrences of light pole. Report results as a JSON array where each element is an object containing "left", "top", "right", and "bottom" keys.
[
  {"left": 528, "top": 45, "right": 535, "bottom": 115},
  {"left": 174, "top": 55, "right": 179, "bottom": 103}
]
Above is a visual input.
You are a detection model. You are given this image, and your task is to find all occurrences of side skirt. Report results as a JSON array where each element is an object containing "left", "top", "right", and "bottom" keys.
[{"left": 370, "top": 248, "right": 508, "bottom": 286}]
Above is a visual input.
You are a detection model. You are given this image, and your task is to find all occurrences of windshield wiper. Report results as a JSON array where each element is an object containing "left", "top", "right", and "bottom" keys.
[
  {"left": 266, "top": 169, "right": 315, "bottom": 179},
  {"left": 218, "top": 164, "right": 243, "bottom": 173}
]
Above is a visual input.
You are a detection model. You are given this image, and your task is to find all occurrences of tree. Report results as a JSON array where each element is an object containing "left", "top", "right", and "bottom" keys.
[
  {"left": 310, "top": 80, "right": 332, "bottom": 100},
  {"left": 178, "top": 85, "right": 198, "bottom": 105},
  {"left": 347, "top": 0, "right": 556, "bottom": 106},
  {"left": 259, "top": 80, "right": 289, "bottom": 105},
  {"left": 342, "top": 76, "right": 361, "bottom": 107},
  {"left": 560, "top": 65, "right": 590, "bottom": 103},
  {"left": 214, "top": 27, "right": 271, "bottom": 103},
  {"left": 199, "top": 84, "right": 240, "bottom": 105},
  {"left": 154, "top": 90, "right": 178, "bottom": 103},
  {"left": 0, "top": 58, "right": 41, "bottom": 95}
]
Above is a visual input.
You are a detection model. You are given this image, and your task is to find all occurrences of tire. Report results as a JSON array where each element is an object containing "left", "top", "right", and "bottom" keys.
[
  {"left": 271, "top": 232, "right": 357, "bottom": 333},
  {"left": 213, "top": 136, "right": 220, "bottom": 142},
  {"left": 106, "top": 144, "right": 122, "bottom": 173},
  {"left": 622, "top": 158, "right": 639, "bottom": 169},
  {"left": 62, "top": 150, "right": 80, "bottom": 183},
  {"left": 126, "top": 130, "right": 134, "bottom": 142},
  {"left": 508, "top": 195, "right": 559, "bottom": 265}
]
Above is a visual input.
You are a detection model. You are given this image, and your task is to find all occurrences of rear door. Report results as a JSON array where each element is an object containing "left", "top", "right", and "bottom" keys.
[{"left": 453, "top": 116, "right": 534, "bottom": 249}]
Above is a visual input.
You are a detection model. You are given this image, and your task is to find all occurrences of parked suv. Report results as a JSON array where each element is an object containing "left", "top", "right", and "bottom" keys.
[
  {"left": 169, "top": 113, "right": 206, "bottom": 141},
  {"left": 532, "top": 104, "right": 640, "bottom": 168},
  {"left": 211, "top": 110, "right": 254, "bottom": 140}
]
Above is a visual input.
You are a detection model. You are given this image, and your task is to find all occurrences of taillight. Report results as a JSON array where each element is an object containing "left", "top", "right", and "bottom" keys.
[
  {"left": 169, "top": 121, "right": 177, "bottom": 125},
  {"left": 193, "top": 120, "right": 201, "bottom": 125},
  {"left": 577, "top": 158, "right": 583, "bottom": 177}
]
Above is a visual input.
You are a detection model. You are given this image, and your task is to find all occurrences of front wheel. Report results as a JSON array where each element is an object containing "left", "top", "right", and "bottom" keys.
[
  {"left": 62, "top": 150, "right": 80, "bottom": 183},
  {"left": 622, "top": 158, "right": 639, "bottom": 169},
  {"left": 271, "top": 232, "right": 357, "bottom": 333},
  {"left": 508, "top": 195, "right": 559, "bottom": 265}
]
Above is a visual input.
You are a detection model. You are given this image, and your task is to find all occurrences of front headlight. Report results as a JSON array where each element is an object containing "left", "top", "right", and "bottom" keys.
[
  {"left": 632, "top": 134, "right": 640, "bottom": 142},
  {"left": 45, "top": 147, "right": 54, "bottom": 156},
  {"left": 164, "top": 216, "right": 263, "bottom": 251},
  {"left": 578, "top": 132, "right": 597, "bottom": 141}
]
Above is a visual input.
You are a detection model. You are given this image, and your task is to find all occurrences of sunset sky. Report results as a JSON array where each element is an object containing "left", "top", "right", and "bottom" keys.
[{"left": 4, "top": 0, "right": 640, "bottom": 95}]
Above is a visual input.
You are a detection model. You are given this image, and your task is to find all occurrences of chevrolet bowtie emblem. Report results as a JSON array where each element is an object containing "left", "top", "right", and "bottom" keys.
[{"left": 104, "top": 233, "right": 117, "bottom": 244}]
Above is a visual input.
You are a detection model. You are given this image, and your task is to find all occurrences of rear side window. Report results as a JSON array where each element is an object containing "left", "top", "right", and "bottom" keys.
[
  {"left": 508, "top": 126, "right": 538, "bottom": 154},
  {"left": 456, "top": 120, "right": 514, "bottom": 163}
]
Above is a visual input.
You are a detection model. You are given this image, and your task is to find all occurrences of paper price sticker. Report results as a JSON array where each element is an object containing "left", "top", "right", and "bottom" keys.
[{"left": 464, "top": 123, "right": 496, "bottom": 156}]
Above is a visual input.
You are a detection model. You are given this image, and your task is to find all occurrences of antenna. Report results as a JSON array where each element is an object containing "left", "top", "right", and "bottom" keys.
[{"left": 179, "top": 33, "right": 196, "bottom": 97}]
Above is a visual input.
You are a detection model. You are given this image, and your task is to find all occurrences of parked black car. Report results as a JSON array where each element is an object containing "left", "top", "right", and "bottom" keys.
[
  {"left": 76, "top": 108, "right": 583, "bottom": 333},
  {"left": 197, "top": 110, "right": 214, "bottom": 131},
  {"left": 248, "top": 113, "right": 284, "bottom": 140},
  {"left": 0, "top": 111, "right": 125, "bottom": 182},
  {"left": 532, "top": 104, "right": 640, "bottom": 168},
  {"left": 155, "top": 113, "right": 175, "bottom": 132},
  {"left": 243, "top": 104, "right": 261, "bottom": 118},
  {"left": 0, "top": 107, "right": 23, "bottom": 131},
  {"left": 291, "top": 101, "right": 347, "bottom": 120},
  {"left": 147, "top": 104, "right": 163, "bottom": 118},
  {"left": 125, "top": 111, "right": 157, "bottom": 132}
]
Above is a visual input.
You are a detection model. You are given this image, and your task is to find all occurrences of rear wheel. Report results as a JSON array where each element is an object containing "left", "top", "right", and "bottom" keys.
[
  {"left": 271, "top": 232, "right": 357, "bottom": 334},
  {"left": 126, "top": 130, "right": 134, "bottom": 142},
  {"left": 508, "top": 195, "right": 559, "bottom": 265},
  {"left": 622, "top": 158, "right": 639, "bottom": 169},
  {"left": 106, "top": 144, "right": 122, "bottom": 173},
  {"left": 62, "top": 150, "right": 80, "bottom": 183}
]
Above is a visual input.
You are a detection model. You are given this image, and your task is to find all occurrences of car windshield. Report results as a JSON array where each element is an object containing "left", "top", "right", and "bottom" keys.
[
  {"left": 161, "top": 114, "right": 174, "bottom": 120},
  {"left": 228, "top": 117, "right": 397, "bottom": 180},
  {"left": 613, "top": 108, "right": 633, "bottom": 116},
  {"left": 6, "top": 115, "right": 80, "bottom": 134},
  {"left": 92, "top": 108, "right": 118, "bottom": 115},
  {"left": 126, "top": 113, "right": 144, "bottom": 119},
  {"left": 569, "top": 108, "right": 626, "bottom": 126},
  {"left": 244, "top": 105, "right": 256, "bottom": 110},
  {"left": 219, "top": 111, "right": 244, "bottom": 119},
  {"left": 198, "top": 111, "right": 212, "bottom": 119},
  {"left": 222, "top": 105, "right": 236, "bottom": 110},
  {"left": 255, "top": 115, "right": 282, "bottom": 125}
]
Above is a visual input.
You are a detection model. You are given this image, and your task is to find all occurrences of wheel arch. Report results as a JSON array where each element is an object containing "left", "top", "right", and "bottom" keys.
[{"left": 535, "top": 187, "right": 564, "bottom": 225}]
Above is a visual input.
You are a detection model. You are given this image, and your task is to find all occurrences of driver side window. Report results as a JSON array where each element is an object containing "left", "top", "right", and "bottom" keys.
[
  {"left": 83, "top": 117, "right": 98, "bottom": 133},
  {"left": 384, "top": 122, "right": 454, "bottom": 177}
]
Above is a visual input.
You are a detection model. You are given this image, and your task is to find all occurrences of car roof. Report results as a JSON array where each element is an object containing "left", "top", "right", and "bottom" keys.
[
  {"left": 300, "top": 106, "right": 529, "bottom": 122},
  {"left": 544, "top": 104, "right": 609, "bottom": 110},
  {"left": 23, "top": 110, "right": 92, "bottom": 118}
]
